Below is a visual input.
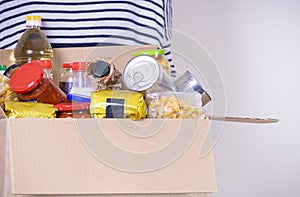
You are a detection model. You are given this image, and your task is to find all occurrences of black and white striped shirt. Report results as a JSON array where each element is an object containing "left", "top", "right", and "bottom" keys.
[{"left": 0, "top": 0, "right": 175, "bottom": 76}]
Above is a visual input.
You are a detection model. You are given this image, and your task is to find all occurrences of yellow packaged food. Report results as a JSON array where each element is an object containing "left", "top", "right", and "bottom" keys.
[
  {"left": 0, "top": 74, "right": 18, "bottom": 109},
  {"left": 90, "top": 90, "right": 146, "bottom": 120},
  {"left": 5, "top": 101, "right": 57, "bottom": 118}
]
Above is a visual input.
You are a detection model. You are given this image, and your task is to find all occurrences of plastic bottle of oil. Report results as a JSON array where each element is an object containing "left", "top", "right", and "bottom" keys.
[{"left": 14, "top": 16, "right": 53, "bottom": 65}]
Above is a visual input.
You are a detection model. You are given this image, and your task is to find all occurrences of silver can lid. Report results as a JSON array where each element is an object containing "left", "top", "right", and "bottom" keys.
[{"left": 123, "top": 55, "right": 161, "bottom": 91}]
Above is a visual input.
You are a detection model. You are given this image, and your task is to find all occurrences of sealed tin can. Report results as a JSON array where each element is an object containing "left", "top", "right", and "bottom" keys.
[
  {"left": 123, "top": 55, "right": 176, "bottom": 92},
  {"left": 174, "top": 71, "right": 211, "bottom": 106}
]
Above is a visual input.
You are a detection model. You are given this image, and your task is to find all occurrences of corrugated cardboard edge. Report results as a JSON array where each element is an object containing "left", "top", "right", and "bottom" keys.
[{"left": 0, "top": 116, "right": 11, "bottom": 197}]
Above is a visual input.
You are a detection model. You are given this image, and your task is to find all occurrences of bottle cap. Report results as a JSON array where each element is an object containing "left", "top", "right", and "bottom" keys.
[
  {"left": 26, "top": 15, "right": 41, "bottom": 27},
  {"left": 32, "top": 60, "right": 52, "bottom": 68},
  {"left": 92, "top": 60, "right": 110, "bottom": 78},
  {"left": 62, "top": 63, "right": 72, "bottom": 69},
  {"left": 10, "top": 62, "right": 43, "bottom": 93},
  {"left": 0, "top": 65, "right": 7, "bottom": 71},
  {"left": 54, "top": 102, "right": 90, "bottom": 111},
  {"left": 133, "top": 49, "right": 166, "bottom": 57},
  {"left": 72, "top": 62, "right": 91, "bottom": 71}
]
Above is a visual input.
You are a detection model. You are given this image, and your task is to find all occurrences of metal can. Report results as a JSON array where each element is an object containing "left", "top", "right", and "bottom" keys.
[
  {"left": 174, "top": 71, "right": 211, "bottom": 106},
  {"left": 122, "top": 55, "right": 176, "bottom": 92},
  {"left": 133, "top": 49, "right": 171, "bottom": 75}
]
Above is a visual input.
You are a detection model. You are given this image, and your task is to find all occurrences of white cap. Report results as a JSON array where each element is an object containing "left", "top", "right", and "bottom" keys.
[{"left": 26, "top": 15, "right": 41, "bottom": 27}]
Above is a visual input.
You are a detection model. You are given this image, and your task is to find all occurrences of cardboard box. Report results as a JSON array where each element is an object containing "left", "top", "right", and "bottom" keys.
[{"left": 0, "top": 46, "right": 217, "bottom": 196}]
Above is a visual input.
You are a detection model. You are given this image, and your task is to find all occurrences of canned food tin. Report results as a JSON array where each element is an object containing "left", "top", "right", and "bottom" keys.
[
  {"left": 174, "top": 71, "right": 211, "bottom": 106},
  {"left": 123, "top": 55, "right": 176, "bottom": 92}
]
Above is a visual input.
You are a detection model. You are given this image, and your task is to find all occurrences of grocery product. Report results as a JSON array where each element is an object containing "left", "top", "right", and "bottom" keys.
[
  {"left": 10, "top": 62, "right": 67, "bottom": 104},
  {"left": 14, "top": 16, "right": 53, "bottom": 65},
  {"left": 87, "top": 60, "right": 122, "bottom": 90},
  {"left": 133, "top": 49, "right": 171, "bottom": 75},
  {"left": 0, "top": 74, "right": 18, "bottom": 109},
  {"left": 146, "top": 92, "right": 204, "bottom": 119},
  {"left": 90, "top": 90, "right": 146, "bottom": 120},
  {"left": 69, "top": 62, "right": 94, "bottom": 97},
  {"left": 0, "top": 65, "right": 7, "bottom": 75},
  {"left": 5, "top": 101, "right": 57, "bottom": 118},
  {"left": 59, "top": 63, "right": 74, "bottom": 94},
  {"left": 3, "top": 64, "right": 21, "bottom": 78},
  {"left": 67, "top": 94, "right": 90, "bottom": 103},
  {"left": 32, "top": 60, "right": 53, "bottom": 79},
  {"left": 54, "top": 102, "right": 91, "bottom": 118},
  {"left": 123, "top": 55, "right": 176, "bottom": 92},
  {"left": 174, "top": 71, "right": 211, "bottom": 106}
]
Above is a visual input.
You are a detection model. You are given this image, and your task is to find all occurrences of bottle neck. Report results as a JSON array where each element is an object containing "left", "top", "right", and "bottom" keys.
[
  {"left": 26, "top": 25, "right": 40, "bottom": 29},
  {"left": 63, "top": 68, "right": 72, "bottom": 72}
]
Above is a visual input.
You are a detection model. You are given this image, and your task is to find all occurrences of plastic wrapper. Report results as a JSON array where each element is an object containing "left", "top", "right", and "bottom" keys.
[
  {"left": 0, "top": 74, "right": 18, "bottom": 109},
  {"left": 5, "top": 101, "right": 57, "bottom": 118},
  {"left": 90, "top": 90, "right": 146, "bottom": 120},
  {"left": 146, "top": 92, "right": 205, "bottom": 119}
]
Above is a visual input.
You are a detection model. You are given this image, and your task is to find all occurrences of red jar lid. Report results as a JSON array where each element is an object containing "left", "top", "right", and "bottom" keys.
[
  {"left": 62, "top": 63, "right": 72, "bottom": 68},
  {"left": 72, "top": 62, "right": 90, "bottom": 71},
  {"left": 54, "top": 102, "right": 90, "bottom": 111},
  {"left": 32, "top": 60, "right": 52, "bottom": 68},
  {"left": 10, "top": 62, "right": 43, "bottom": 93}
]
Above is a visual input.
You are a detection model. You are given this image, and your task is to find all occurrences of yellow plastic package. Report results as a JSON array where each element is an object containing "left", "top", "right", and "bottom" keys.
[
  {"left": 90, "top": 90, "right": 146, "bottom": 120},
  {"left": 5, "top": 101, "right": 57, "bottom": 118}
]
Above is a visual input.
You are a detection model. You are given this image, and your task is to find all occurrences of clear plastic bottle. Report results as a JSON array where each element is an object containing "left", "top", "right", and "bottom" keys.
[
  {"left": 14, "top": 16, "right": 53, "bottom": 65},
  {"left": 59, "top": 63, "right": 74, "bottom": 95},
  {"left": 69, "top": 62, "right": 94, "bottom": 101}
]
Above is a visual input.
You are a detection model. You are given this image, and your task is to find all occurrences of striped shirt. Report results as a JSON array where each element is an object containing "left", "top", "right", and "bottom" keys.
[{"left": 0, "top": 0, "right": 175, "bottom": 76}]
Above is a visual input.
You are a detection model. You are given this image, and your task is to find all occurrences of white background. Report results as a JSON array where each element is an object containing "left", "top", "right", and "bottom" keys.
[{"left": 173, "top": 0, "right": 300, "bottom": 196}]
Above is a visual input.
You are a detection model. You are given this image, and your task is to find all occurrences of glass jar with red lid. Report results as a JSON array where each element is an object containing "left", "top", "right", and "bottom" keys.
[
  {"left": 10, "top": 61, "right": 67, "bottom": 104},
  {"left": 54, "top": 102, "right": 91, "bottom": 118}
]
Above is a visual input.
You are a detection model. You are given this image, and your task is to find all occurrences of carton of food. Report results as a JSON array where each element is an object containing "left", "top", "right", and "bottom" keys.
[{"left": 0, "top": 46, "right": 217, "bottom": 197}]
